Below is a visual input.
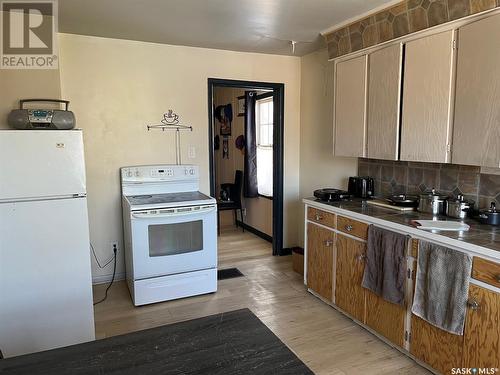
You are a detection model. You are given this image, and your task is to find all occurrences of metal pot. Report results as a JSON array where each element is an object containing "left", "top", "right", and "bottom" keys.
[
  {"left": 478, "top": 202, "right": 500, "bottom": 226},
  {"left": 446, "top": 194, "right": 474, "bottom": 219},
  {"left": 418, "top": 189, "right": 448, "bottom": 215}
]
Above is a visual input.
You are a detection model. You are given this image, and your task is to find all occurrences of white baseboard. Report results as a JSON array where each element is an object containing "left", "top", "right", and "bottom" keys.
[{"left": 92, "top": 272, "right": 126, "bottom": 285}]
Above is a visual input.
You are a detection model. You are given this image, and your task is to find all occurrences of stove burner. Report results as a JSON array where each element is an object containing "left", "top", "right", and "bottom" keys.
[
  {"left": 314, "top": 188, "right": 351, "bottom": 202},
  {"left": 132, "top": 195, "right": 153, "bottom": 199}
]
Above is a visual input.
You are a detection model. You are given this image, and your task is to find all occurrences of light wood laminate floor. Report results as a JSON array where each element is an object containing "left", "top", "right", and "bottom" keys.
[{"left": 93, "top": 226, "right": 429, "bottom": 374}]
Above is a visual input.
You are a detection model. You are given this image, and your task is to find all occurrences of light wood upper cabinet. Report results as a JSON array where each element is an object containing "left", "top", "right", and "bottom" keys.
[
  {"left": 306, "top": 223, "right": 334, "bottom": 301},
  {"left": 335, "top": 234, "right": 366, "bottom": 323},
  {"left": 463, "top": 284, "right": 500, "bottom": 369},
  {"left": 400, "top": 31, "right": 456, "bottom": 163},
  {"left": 334, "top": 55, "right": 367, "bottom": 158},
  {"left": 453, "top": 13, "right": 500, "bottom": 168},
  {"left": 366, "top": 44, "right": 403, "bottom": 160}
]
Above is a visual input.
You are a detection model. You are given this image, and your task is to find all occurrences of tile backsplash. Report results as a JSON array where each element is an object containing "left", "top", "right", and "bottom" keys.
[{"left": 358, "top": 158, "right": 500, "bottom": 209}]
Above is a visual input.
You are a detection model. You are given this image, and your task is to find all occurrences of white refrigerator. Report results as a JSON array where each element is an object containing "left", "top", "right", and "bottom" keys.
[{"left": 0, "top": 130, "right": 95, "bottom": 358}]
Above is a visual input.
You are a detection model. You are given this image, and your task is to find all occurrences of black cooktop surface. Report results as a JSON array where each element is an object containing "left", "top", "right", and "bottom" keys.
[{"left": 126, "top": 191, "right": 213, "bottom": 206}]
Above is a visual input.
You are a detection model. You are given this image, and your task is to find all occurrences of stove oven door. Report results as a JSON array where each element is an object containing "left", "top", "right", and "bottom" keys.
[{"left": 129, "top": 204, "right": 217, "bottom": 280}]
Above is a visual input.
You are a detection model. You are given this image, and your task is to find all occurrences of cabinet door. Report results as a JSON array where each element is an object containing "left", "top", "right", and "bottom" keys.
[
  {"left": 306, "top": 223, "right": 334, "bottom": 301},
  {"left": 335, "top": 234, "right": 366, "bottom": 322},
  {"left": 453, "top": 14, "right": 500, "bottom": 167},
  {"left": 463, "top": 284, "right": 500, "bottom": 369},
  {"left": 367, "top": 44, "right": 403, "bottom": 160},
  {"left": 365, "top": 291, "right": 406, "bottom": 347},
  {"left": 410, "top": 314, "right": 464, "bottom": 374},
  {"left": 334, "top": 55, "right": 367, "bottom": 158},
  {"left": 401, "top": 31, "right": 455, "bottom": 163}
]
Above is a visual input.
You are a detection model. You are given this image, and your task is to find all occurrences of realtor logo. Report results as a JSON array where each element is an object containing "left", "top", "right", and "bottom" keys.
[{"left": 1, "top": 0, "right": 58, "bottom": 69}]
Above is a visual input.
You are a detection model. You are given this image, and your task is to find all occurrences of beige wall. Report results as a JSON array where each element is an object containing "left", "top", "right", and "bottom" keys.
[
  {"left": 213, "top": 87, "right": 272, "bottom": 236},
  {"left": 0, "top": 33, "right": 357, "bottom": 281},
  {"left": 298, "top": 49, "right": 358, "bottom": 246},
  {"left": 0, "top": 11, "right": 61, "bottom": 126},
  {"left": 58, "top": 33, "right": 300, "bottom": 282}
]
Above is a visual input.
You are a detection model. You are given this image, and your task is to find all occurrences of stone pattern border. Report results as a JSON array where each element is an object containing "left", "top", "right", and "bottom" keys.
[{"left": 324, "top": 0, "right": 500, "bottom": 59}]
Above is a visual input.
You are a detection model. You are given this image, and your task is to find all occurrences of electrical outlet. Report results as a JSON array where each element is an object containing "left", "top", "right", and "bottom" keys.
[
  {"left": 111, "top": 242, "right": 118, "bottom": 253},
  {"left": 188, "top": 145, "right": 196, "bottom": 159}
]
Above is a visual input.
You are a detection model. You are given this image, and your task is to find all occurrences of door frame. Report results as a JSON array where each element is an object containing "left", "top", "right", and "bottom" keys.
[{"left": 207, "top": 78, "right": 285, "bottom": 256}]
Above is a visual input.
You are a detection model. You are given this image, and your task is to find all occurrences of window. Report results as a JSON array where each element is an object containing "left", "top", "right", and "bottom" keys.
[
  {"left": 257, "top": 97, "right": 273, "bottom": 147},
  {"left": 256, "top": 96, "right": 273, "bottom": 197}
]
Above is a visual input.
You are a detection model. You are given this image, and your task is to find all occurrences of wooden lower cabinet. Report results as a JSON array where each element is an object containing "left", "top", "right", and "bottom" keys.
[
  {"left": 410, "top": 314, "right": 464, "bottom": 374},
  {"left": 335, "top": 234, "right": 366, "bottom": 323},
  {"left": 365, "top": 291, "right": 406, "bottom": 347},
  {"left": 463, "top": 284, "right": 500, "bottom": 369},
  {"left": 306, "top": 209, "right": 500, "bottom": 374},
  {"left": 306, "top": 223, "right": 334, "bottom": 301}
]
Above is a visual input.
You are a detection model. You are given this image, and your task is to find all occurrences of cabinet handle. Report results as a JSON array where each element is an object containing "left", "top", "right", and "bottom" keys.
[
  {"left": 345, "top": 225, "right": 353, "bottom": 232},
  {"left": 315, "top": 214, "right": 323, "bottom": 221},
  {"left": 356, "top": 254, "right": 367, "bottom": 262},
  {"left": 467, "top": 299, "right": 480, "bottom": 311},
  {"left": 324, "top": 239, "right": 333, "bottom": 247}
]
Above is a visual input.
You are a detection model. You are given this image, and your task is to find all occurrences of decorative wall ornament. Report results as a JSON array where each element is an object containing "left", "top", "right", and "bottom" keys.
[{"left": 147, "top": 109, "right": 193, "bottom": 165}]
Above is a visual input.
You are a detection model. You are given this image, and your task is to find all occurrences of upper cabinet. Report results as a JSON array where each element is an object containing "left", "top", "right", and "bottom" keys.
[
  {"left": 453, "top": 14, "right": 500, "bottom": 168},
  {"left": 400, "top": 31, "right": 456, "bottom": 163},
  {"left": 333, "top": 12, "right": 500, "bottom": 167},
  {"left": 334, "top": 55, "right": 367, "bottom": 158},
  {"left": 367, "top": 44, "right": 403, "bottom": 160}
]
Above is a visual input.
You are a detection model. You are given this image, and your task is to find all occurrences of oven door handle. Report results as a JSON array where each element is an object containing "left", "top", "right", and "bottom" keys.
[{"left": 131, "top": 205, "right": 216, "bottom": 219}]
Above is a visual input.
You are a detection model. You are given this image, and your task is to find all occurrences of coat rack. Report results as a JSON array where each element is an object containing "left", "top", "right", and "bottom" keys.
[{"left": 147, "top": 109, "right": 193, "bottom": 165}]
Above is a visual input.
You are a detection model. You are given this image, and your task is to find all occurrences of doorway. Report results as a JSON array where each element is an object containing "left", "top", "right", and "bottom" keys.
[{"left": 207, "top": 79, "right": 284, "bottom": 256}]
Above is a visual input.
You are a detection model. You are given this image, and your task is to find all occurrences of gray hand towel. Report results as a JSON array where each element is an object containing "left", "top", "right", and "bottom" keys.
[
  {"left": 362, "top": 225, "right": 408, "bottom": 305},
  {"left": 411, "top": 240, "right": 472, "bottom": 335}
]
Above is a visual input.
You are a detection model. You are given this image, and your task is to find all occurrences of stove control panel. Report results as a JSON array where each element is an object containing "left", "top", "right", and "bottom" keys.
[{"left": 121, "top": 165, "right": 198, "bottom": 182}]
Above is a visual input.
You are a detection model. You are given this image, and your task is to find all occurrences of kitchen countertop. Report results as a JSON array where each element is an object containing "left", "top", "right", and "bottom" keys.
[{"left": 304, "top": 197, "right": 500, "bottom": 260}]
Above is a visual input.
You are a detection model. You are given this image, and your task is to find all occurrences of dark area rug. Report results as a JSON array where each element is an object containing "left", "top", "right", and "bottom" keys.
[
  {"left": 0, "top": 308, "right": 313, "bottom": 375},
  {"left": 217, "top": 267, "right": 244, "bottom": 280}
]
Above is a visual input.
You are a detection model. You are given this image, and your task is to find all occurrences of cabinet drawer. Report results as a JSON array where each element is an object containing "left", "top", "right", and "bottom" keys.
[
  {"left": 307, "top": 207, "right": 335, "bottom": 229},
  {"left": 337, "top": 216, "right": 368, "bottom": 240},
  {"left": 472, "top": 257, "right": 500, "bottom": 288}
]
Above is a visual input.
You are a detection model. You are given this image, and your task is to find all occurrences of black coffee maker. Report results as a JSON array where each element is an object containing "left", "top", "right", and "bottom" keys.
[{"left": 348, "top": 176, "right": 375, "bottom": 199}]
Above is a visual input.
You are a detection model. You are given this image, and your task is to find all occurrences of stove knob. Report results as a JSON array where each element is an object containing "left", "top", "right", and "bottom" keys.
[
  {"left": 135, "top": 170, "right": 140, "bottom": 177},
  {"left": 126, "top": 171, "right": 133, "bottom": 177},
  {"left": 189, "top": 169, "right": 195, "bottom": 175}
]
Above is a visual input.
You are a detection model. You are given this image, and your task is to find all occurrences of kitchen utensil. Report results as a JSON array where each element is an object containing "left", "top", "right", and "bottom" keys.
[
  {"left": 387, "top": 194, "right": 419, "bottom": 208},
  {"left": 348, "top": 176, "right": 374, "bottom": 199},
  {"left": 313, "top": 188, "right": 351, "bottom": 202},
  {"left": 446, "top": 194, "right": 474, "bottom": 219},
  {"left": 366, "top": 199, "right": 416, "bottom": 211},
  {"left": 478, "top": 202, "right": 500, "bottom": 226},
  {"left": 418, "top": 189, "right": 448, "bottom": 215}
]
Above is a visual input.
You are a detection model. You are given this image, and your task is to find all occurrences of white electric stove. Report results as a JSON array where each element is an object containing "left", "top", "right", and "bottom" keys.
[{"left": 121, "top": 165, "right": 217, "bottom": 306}]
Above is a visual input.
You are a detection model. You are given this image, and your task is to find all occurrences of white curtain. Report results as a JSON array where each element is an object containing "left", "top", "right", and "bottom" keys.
[{"left": 257, "top": 146, "right": 273, "bottom": 197}]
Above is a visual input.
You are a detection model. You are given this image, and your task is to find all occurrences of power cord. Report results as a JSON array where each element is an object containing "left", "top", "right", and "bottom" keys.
[
  {"left": 90, "top": 243, "right": 115, "bottom": 269},
  {"left": 93, "top": 244, "right": 117, "bottom": 306}
]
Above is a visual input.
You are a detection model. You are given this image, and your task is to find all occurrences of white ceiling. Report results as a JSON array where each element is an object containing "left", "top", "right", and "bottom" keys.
[{"left": 58, "top": 0, "right": 395, "bottom": 56}]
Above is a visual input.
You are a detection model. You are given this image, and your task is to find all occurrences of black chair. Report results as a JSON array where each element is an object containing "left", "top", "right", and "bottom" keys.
[{"left": 217, "top": 170, "right": 244, "bottom": 235}]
